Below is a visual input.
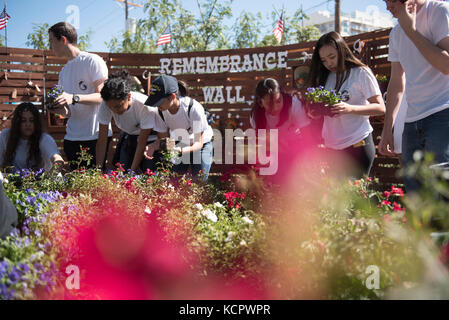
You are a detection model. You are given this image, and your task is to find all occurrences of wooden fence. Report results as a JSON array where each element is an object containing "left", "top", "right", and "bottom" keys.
[{"left": 0, "top": 28, "right": 400, "bottom": 188}]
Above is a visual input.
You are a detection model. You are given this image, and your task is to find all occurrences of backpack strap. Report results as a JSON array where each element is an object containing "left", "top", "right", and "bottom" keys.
[
  {"left": 158, "top": 108, "right": 165, "bottom": 122},
  {"left": 187, "top": 97, "right": 194, "bottom": 119}
]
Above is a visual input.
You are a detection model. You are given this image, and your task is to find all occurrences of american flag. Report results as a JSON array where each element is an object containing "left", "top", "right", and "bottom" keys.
[
  {"left": 273, "top": 14, "right": 284, "bottom": 44},
  {"left": 156, "top": 25, "right": 171, "bottom": 46},
  {"left": 0, "top": 6, "right": 10, "bottom": 31}
]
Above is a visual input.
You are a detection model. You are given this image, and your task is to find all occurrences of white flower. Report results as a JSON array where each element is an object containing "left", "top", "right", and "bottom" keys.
[
  {"left": 214, "top": 202, "right": 224, "bottom": 208},
  {"left": 144, "top": 206, "right": 152, "bottom": 215},
  {"left": 225, "top": 231, "right": 236, "bottom": 242},
  {"left": 240, "top": 239, "right": 247, "bottom": 246},
  {"left": 195, "top": 203, "right": 204, "bottom": 211},
  {"left": 168, "top": 183, "right": 175, "bottom": 191},
  {"left": 201, "top": 208, "right": 218, "bottom": 222},
  {"left": 242, "top": 216, "right": 254, "bottom": 225}
]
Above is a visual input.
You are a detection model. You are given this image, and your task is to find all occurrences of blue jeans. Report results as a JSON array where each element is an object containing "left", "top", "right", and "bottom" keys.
[
  {"left": 402, "top": 108, "right": 449, "bottom": 192},
  {"left": 172, "top": 141, "right": 213, "bottom": 181}
]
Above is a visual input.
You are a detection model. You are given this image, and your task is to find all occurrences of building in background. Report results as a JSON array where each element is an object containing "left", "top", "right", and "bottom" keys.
[{"left": 303, "top": 5, "right": 394, "bottom": 36}]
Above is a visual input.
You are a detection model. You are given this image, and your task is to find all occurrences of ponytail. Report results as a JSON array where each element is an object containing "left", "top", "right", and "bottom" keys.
[{"left": 177, "top": 80, "right": 188, "bottom": 97}]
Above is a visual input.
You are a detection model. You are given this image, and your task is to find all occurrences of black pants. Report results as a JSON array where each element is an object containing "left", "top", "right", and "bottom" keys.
[
  {"left": 113, "top": 132, "right": 163, "bottom": 172},
  {"left": 64, "top": 138, "right": 111, "bottom": 171},
  {"left": 326, "top": 133, "right": 376, "bottom": 179}
]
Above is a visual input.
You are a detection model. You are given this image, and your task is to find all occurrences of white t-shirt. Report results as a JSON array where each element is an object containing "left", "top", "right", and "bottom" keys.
[
  {"left": 323, "top": 66, "right": 380, "bottom": 150},
  {"left": 98, "top": 92, "right": 163, "bottom": 142},
  {"left": 388, "top": 0, "right": 449, "bottom": 122},
  {"left": 249, "top": 95, "right": 310, "bottom": 132},
  {"left": 0, "top": 128, "right": 60, "bottom": 171},
  {"left": 156, "top": 97, "right": 213, "bottom": 144},
  {"left": 393, "top": 93, "right": 408, "bottom": 154},
  {"left": 58, "top": 51, "right": 112, "bottom": 141}
]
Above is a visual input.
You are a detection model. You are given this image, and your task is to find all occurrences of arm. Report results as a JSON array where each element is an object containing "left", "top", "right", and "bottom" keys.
[
  {"left": 54, "top": 78, "right": 106, "bottom": 108},
  {"left": 50, "top": 153, "right": 65, "bottom": 166},
  {"left": 95, "top": 124, "right": 109, "bottom": 168},
  {"left": 378, "top": 62, "right": 406, "bottom": 157},
  {"left": 330, "top": 95, "right": 385, "bottom": 117},
  {"left": 175, "top": 132, "right": 204, "bottom": 154},
  {"left": 398, "top": 3, "right": 449, "bottom": 75},
  {"left": 144, "top": 131, "right": 168, "bottom": 159},
  {"left": 130, "top": 129, "right": 152, "bottom": 172}
]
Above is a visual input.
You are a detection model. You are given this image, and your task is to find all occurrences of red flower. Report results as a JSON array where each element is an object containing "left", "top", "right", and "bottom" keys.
[
  {"left": 391, "top": 186, "right": 404, "bottom": 197},
  {"left": 381, "top": 200, "right": 391, "bottom": 206},
  {"left": 186, "top": 180, "right": 193, "bottom": 186},
  {"left": 392, "top": 202, "right": 404, "bottom": 212},
  {"left": 145, "top": 169, "right": 156, "bottom": 176},
  {"left": 146, "top": 178, "right": 152, "bottom": 184},
  {"left": 382, "top": 191, "right": 391, "bottom": 198}
]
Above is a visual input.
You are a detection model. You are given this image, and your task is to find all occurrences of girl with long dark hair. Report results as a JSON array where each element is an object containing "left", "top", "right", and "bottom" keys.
[
  {"left": 307, "top": 31, "right": 385, "bottom": 178},
  {"left": 0, "top": 103, "right": 64, "bottom": 172}
]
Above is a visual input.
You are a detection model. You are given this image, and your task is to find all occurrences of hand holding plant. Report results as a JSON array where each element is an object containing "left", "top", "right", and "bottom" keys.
[{"left": 305, "top": 86, "right": 342, "bottom": 117}]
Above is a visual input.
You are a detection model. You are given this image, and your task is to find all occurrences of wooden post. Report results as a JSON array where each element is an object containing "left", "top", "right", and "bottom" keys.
[{"left": 335, "top": 0, "right": 341, "bottom": 34}]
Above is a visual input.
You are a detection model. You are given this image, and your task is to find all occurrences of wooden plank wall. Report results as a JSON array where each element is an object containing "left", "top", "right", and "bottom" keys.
[{"left": 0, "top": 28, "right": 400, "bottom": 188}]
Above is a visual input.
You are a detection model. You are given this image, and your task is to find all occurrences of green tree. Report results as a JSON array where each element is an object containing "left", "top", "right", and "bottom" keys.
[
  {"left": 106, "top": 0, "right": 233, "bottom": 53},
  {"left": 0, "top": 35, "right": 4, "bottom": 46},
  {"left": 231, "top": 11, "right": 264, "bottom": 49},
  {"left": 26, "top": 23, "right": 50, "bottom": 50},
  {"left": 78, "top": 29, "right": 93, "bottom": 51},
  {"left": 267, "top": 8, "right": 320, "bottom": 46},
  {"left": 26, "top": 23, "right": 93, "bottom": 50}
]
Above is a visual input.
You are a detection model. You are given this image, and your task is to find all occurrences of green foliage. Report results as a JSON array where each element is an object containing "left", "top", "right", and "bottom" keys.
[
  {"left": 26, "top": 23, "right": 92, "bottom": 51},
  {"left": 78, "top": 29, "right": 93, "bottom": 51},
  {"left": 231, "top": 12, "right": 264, "bottom": 49},
  {"left": 26, "top": 23, "right": 50, "bottom": 50}
]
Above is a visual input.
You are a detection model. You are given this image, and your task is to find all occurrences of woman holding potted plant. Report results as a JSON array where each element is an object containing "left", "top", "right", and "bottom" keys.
[{"left": 307, "top": 31, "right": 386, "bottom": 178}]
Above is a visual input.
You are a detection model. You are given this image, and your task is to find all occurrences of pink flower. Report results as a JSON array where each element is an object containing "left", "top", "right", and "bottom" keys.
[
  {"left": 186, "top": 180, "right": 193, "bottom": 186},
  {"left": 381, "top": 200, "right": 391, "bottom": 206},
  {"left": 392, "top": 202, "right": 404, "bottom": 212},
  {"left": 382, "top": 191, "right": 391, "bottom": 198},
  {"left": 391, "top": 186, "right": 404, "bottom": 197}
]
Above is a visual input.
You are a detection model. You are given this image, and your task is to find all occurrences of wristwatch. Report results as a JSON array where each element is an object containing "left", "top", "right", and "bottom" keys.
[{"left": 72, "top": 94, "right": 80, "bottom": 105}]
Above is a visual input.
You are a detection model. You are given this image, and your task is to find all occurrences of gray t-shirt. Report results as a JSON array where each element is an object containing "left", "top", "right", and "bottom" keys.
[{"left": 0, "top": 128, "right": 60, "bottom": 171}]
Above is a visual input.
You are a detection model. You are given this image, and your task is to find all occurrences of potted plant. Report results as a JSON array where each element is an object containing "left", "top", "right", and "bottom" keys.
[{"left": 304, "top": 86, "right": 342, "bottom": 117}]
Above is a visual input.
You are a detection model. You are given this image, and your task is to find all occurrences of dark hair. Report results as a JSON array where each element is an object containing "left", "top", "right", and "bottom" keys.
[
  {"left": 2, "top": 103, "right": 43, "bottom": 170},
  {"left": 308, "top": 31, "right": 365, "bottom": 91},
  {"left": 48, "top": 22, "right": 78, "bottom": 44},
  {"left": 177, "top": 80, "right": 188, "bottom": 97},
  {"left": 101, "top": 70, "right": 131, "bottom": 101},
  {"left": 250, "top": 78, "right": 292, "bottom": 130}
]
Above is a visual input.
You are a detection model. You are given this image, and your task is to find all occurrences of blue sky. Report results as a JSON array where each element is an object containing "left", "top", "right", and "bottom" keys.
[{"left": 3, "top": 0, "right": 391, "bottom": 52}]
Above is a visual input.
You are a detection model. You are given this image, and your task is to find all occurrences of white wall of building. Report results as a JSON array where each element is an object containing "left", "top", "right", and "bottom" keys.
[{"left": 304, "top": 5, "right": 394, "bottom": 37}]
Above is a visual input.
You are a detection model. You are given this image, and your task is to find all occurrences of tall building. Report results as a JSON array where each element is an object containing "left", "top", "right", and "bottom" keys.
[{"left": 303, "top": 5, "right": 394, "bottom": 36}]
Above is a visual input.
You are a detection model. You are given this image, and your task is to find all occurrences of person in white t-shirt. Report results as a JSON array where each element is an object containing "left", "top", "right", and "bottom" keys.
[
  {"left": 96, "top": 70, "right": 165, "bottom": 173},
  {"left": 48, "top": 22, "right": 112, "bottom": 170},
  {"left": 307, "top": 31, "right": 386, "bottom": 179},
  {"left": 144, "top": 75, "right": 213, "bottom": 181},
  {"left": 249, "top": 78, "right": 311, "bottom": 179},
  {"left": 0, "top": 103, "right": 64, "bottom": 173},
  {"left": 379, "top": 0, "right": 449, "bottom": 193}
]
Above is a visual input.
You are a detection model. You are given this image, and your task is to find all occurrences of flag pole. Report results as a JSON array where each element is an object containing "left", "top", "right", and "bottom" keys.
[{"left": 4, "top": 1, "right": 7, "bottom": 49}]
